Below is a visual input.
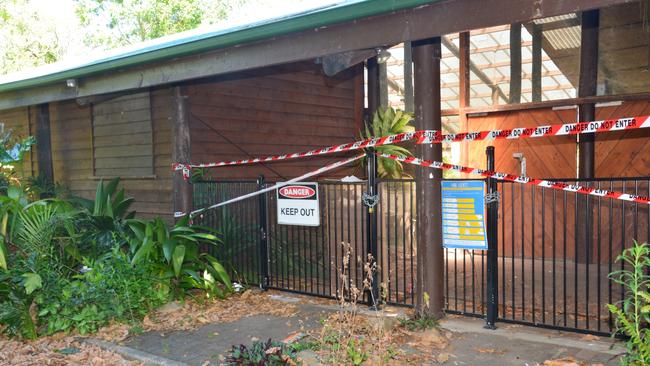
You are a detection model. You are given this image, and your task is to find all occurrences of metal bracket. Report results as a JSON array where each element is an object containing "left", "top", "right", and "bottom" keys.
[{"left": 362, "top": 192, "right": 379, "bottom": 208}]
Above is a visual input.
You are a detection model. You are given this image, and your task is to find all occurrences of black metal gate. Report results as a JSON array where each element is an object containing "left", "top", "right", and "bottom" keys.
[
  {"left": 193, "top": 179, "right": 417, "bottom": 306},
  {"left": 193, "top": 176, "right": 650, "bottom": 335}
]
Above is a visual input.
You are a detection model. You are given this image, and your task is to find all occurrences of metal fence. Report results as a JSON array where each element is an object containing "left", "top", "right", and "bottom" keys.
[
  {"left": 193, "top": 179, "right": 417, "bottom": 306},
  {"left": 193, "top": 176, "right": 650, "bottom": 335}
]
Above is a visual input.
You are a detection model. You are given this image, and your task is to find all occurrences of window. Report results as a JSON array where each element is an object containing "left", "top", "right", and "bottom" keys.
[{"left": 91, "top": 92, "right": 154, "bottom": 178}]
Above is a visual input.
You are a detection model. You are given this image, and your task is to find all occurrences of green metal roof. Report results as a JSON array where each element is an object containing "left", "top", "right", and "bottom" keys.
[{"left": 0, "top": 0, "right": 436, "bottom": 93}]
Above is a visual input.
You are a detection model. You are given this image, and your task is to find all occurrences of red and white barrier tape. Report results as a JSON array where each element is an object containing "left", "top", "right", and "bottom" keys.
[
  {"left": 380, "top": 153, "right": 650, "bottom": 205},
  {"left": 175, "top": 154, "right": 364, "bottom": 218},
  {"left": 420, "top": 115, "right": 650, "bottom": 144},
  {"left": 173, "top": 116, "right": 650, "bottom": 178},
  {"left": 172, "top": 130, "right": 430, "bottom": 180}
]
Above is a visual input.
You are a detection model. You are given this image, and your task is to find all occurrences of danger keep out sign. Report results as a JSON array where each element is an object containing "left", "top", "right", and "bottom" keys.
[{"left": 277, "top": 183, "right": 320, "bottom": 226}]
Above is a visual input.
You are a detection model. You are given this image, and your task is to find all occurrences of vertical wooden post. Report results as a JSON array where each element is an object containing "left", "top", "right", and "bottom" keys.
[
  {"left": 413, "top": 36, "right": 444, "bottom": 318},
  {"left": 404, "top": 41, "right": 414, "bottom": 113},
  {"left": 509, "top": 23, "right": 522, "bottom": 104},
  {"left": 576, "top": 10, "right": 599, "bottom": 264},
  {"left": 367, "top": 57, "right": 380, "bottom": 116},
  {"left": 531, "top": 23, "right": 543, "bottom": 102},
  {"left": 459, "top": 32, "right": 471, "bottom": 166},
  {"left": 172, "top": 86, "right": 193, "bottom": 220},
  {"left": 578, "top": 10, "right": 599, "bottom": 179},
  {"left": 379, "top": 61, "right": 389, "bottom": 108},
  {"left": 459, "top": 32, "right": 471, "bottom": 110},
  {"left": 35, "top": 103, "right": 54, "bottom": 186}
]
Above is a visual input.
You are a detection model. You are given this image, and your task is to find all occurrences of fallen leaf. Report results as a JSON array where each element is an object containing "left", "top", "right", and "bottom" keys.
[
  {"left": 543, "top": 357, "right": 588, "bottom": 366},
  {"left": 436, "top": 352, "right": 449, "bottom": 363},
  {"left": 475, "top": 347, "right": 501, "bottom": 354}
]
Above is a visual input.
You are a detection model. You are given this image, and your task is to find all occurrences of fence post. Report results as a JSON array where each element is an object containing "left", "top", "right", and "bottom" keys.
[
  {"left": 258, "top": 175, "right": 269, "bottom": 290},
  {"left": 365, "top": 150, "right": 380, "bottom": 308},
  {"left": 485, "top": 146, "right": 499, "bottom": 329}
]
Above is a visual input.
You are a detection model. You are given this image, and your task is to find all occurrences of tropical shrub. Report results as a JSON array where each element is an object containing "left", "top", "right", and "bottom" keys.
[
  {"left": 607, "top": 241, "right": 650, "bottom": 366},
  {"left": 127, "top": 216, "right": 232, "bottom": 299},
  {"left": 0, "top": 129, "right": 35, "bottom": 192},
  {"left": 360, "top": 107, "right": 414, "bottom": 179},
  {"left": 0, "top": 185, "right": 30, "bottom": 271},
  {"left": 1, "top": 176, "right": 232, "bottom": 339},
  {"left": 36, "top": 249, "right": 169, "bottom": 335},
  {"left": 73, "top": 178, "right": 135, "bottom": 256},
  {"left": 0, "top": 269, "right": 39, "bottom": 339}
]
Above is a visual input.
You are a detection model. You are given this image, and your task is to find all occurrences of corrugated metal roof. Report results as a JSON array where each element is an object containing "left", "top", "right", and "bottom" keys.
[{"left": 0, "top": 0, "right": 438, "bottom": 93}]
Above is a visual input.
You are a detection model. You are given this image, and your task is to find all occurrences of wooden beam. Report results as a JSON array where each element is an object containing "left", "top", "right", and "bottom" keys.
[
  {"left": 509, "top": 23, "right": 522, "bottom": 104},
  {"left": 379, "top": 61, "right": 389, "bottom": 108},
  {"left": 458, "top": 31, "right": 470, "bottom": 166},
  {"left": 0, "top": 0, "right": 626, "bottom": 110},
  {"left": 532, "top": 23, "right": 543, "bottom": 102},
  {"left": 35, "top": 103, "right": 54, "bottom": 186},
  {"left": 578, "top": 10, "right": 599, "bottom": 179},
  {"left": 367, "top": 57, "right": 380, "bottom": 119},
  {"left": 413, "top": 36, "right": 443, "bottom": 318},
  {"left": 576, "top": 9, "right": 599, "bottom": 264},
  {"left": 404, "top": 41, "right": 414, "bottom": 113},
  {"left": 451, "top": 91, "right": 650, "bottom": 115},
  {"left": 459, "top": 32, "right": 471, "bottom": 109},
  {"left": 172, "top": 86, "right": 192, "bottom": 219}
]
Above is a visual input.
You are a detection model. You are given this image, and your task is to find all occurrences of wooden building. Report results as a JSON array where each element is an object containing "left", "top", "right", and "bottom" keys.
[{"left": 1, "top": 0, "right": 648, "bottom": 334}]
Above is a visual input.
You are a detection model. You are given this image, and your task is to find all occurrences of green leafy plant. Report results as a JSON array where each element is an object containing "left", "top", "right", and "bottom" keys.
[
  {"left": 36, "top": 249, "right": 169, "bottom": 335},
  {"left": 360, "top": 107, "right": 414, "bottom": 178},
  {"left": 0, "top": 185, "right": 30, "bottom": 271},
  {"left": 0, "top": 270, "right": 38, "bottom": 339},
  {"left": 0, "top": 130, "right": 35, "bottom": 192},
  {"left": 398, "top": 313, "right": 440, "bottom": 332},
  {"left": 227, "top": 338, "right": 299, "bottom": 366},
  {"left": 346, "top": 338, "right": 368, "bottom": 366},
  {"left": 127, "top": 216, "right": 232, "bottom": 298},
  {"left": 73, "top": 178, "right": 135, "bottom": 255},
  {"left": 607, "top": 241, "right": 650, "bottom": 366}
]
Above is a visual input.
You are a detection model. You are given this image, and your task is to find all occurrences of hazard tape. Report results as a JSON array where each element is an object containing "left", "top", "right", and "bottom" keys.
[
  {"left": 380, "top": 153, "right": 650, "bottom": 205},
  {"left": 173, "top": 116, "right": 650, "bottom": 179},
  {"left": 175, "top": 154, "right": 364, "bottom": 218},
  {"left": 419, "top": 115, "right": 650, "bottom": 143},
  {"left": 172, "top": 130, "right": 431, "bottom": 180}
]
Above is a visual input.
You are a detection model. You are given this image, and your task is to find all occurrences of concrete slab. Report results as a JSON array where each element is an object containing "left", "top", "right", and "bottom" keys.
[
  {"left": 439, "top": 316, "right": 624, "bottom": 366},
  {"left": 124, "top": 303, "right": 332, "bottom": 366},
  {"left": 112, "top": 294, "right": 625, "bottom": 366}
]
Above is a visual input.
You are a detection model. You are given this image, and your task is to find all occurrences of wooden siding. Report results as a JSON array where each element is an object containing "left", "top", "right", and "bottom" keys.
[
  {"left": 92, "top": 92, "right": 154, "bottom": 177},
  {"left": 0, "top": 106, "right": 36, "bottom": 177},
  {"left": 594, "top": 100, "right": 650, "bottom": 177},
  {"left": 188, "top": 62, "right": 363, "bottom": 181},
  {"left": 468, "top": 101, "right": 650, "bottom": 262},
  {"left": 463, "top": 107, "right": 577, "bottom": 178},
  {"left": 49, "top": 88, "right": 173, "bottom": 220}
]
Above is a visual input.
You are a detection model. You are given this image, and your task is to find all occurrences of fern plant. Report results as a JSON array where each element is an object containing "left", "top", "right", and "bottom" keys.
[
  {"left": 607, "top": 241, "right": 650, "bottom": 365},
  {"left": 360, "top": 107, "right": 414, "bottom": 179}
]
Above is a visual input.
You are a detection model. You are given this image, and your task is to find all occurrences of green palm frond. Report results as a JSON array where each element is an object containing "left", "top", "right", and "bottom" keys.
[{"left": 360, "top": 106, "right": 415, "bottom": 178}]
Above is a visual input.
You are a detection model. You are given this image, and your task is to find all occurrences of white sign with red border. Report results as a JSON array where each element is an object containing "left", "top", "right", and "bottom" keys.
[{"left": 277, "top": 182, "right": 320, "bottom": 226}]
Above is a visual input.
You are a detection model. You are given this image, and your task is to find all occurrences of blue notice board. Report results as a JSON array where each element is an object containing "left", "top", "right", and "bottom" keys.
[{"left": 441, "top": 180, "right": 487, "bottom": 250}]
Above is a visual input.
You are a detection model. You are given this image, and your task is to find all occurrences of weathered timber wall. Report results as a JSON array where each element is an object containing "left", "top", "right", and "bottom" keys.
[{"left": 187, "top": 62, "right": 364, "bottom": 181}]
